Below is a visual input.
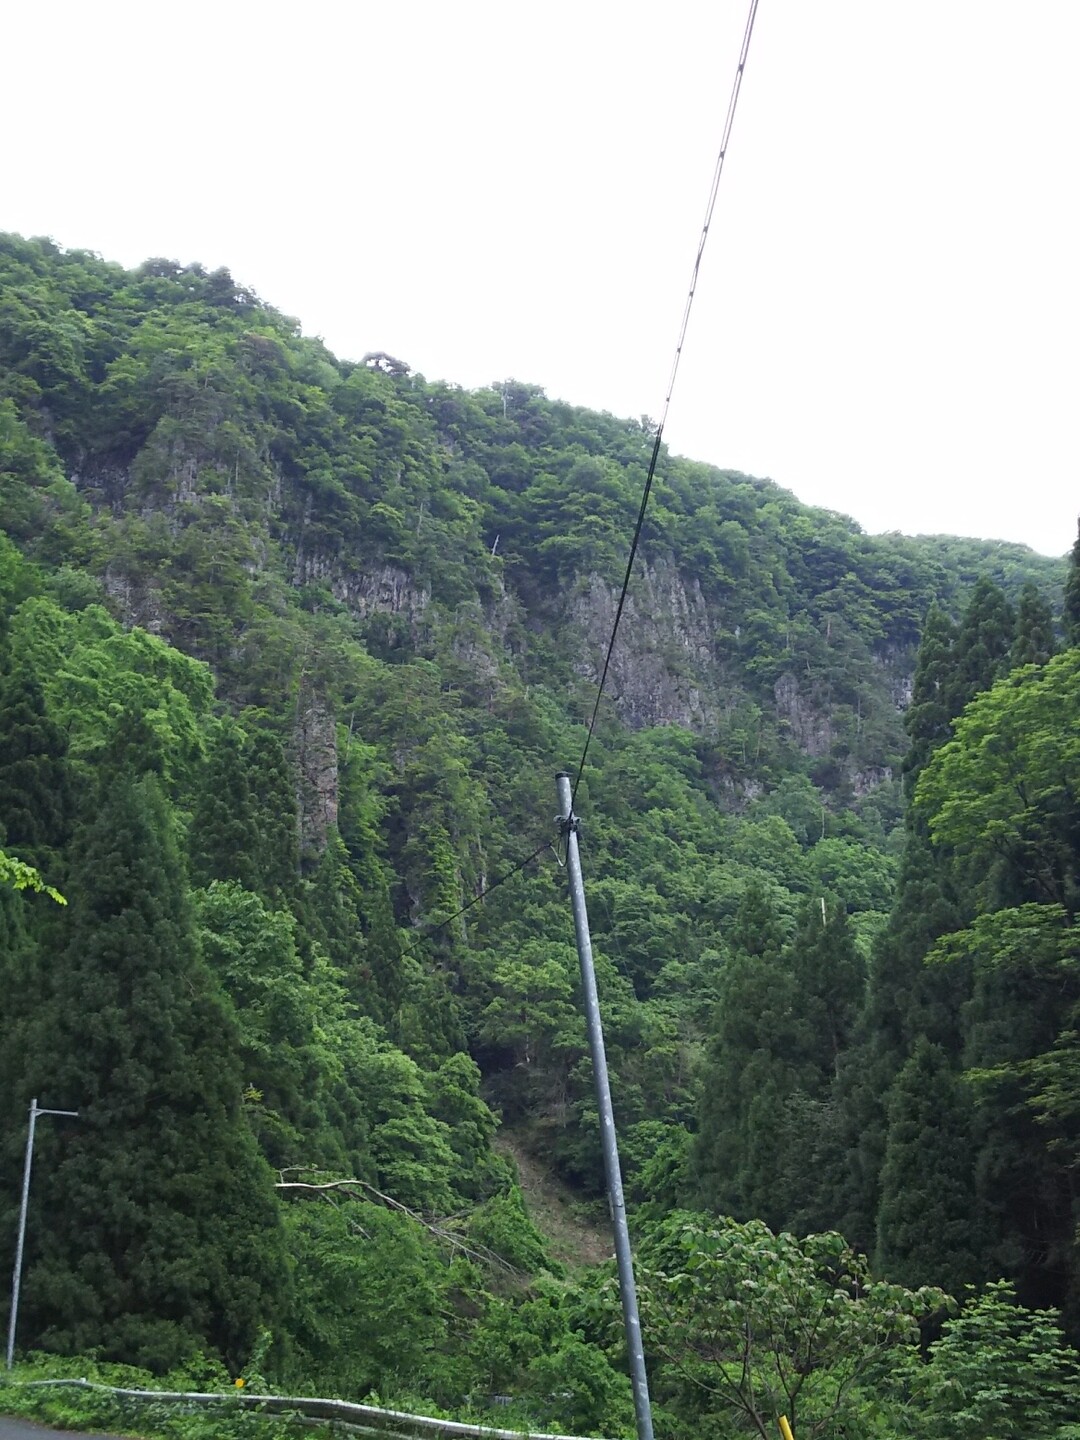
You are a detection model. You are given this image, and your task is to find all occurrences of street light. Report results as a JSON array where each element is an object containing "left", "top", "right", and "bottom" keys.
[{"left": 6, "top": 1097, "right": 79, "bottom": 1370}]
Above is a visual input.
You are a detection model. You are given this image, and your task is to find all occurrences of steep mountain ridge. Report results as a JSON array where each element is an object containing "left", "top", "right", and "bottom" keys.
[
  {"left": 1, "top": 234, "right": 1061, "bottom": 817},
  {"left": 2, "top": 233, "right": 1076, "bottom": 1430}
]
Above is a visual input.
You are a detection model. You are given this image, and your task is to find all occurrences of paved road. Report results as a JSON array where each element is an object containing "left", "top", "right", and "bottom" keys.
[{"left": 0, "top": 1420, "right": 124, "bottom": 1440}]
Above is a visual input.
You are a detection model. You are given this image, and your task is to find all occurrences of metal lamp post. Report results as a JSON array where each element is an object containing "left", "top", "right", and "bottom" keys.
[{"left": 6, "top": 1097, "right": 79, "bottom": 1370}]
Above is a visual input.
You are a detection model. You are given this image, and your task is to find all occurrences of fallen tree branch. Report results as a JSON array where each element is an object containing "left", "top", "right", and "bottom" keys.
[{"left": 275, "top": 1174, "right": 525, "bottom": 1277}]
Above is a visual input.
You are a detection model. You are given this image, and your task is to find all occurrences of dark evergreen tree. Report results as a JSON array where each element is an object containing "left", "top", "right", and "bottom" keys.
[
  {"left": 1062, "top": 519, "right": 1080, "bottom": 647},
  {"left": 945, "top": 577, "right": 1015, "bottom": 714},
  {"left": 0, "top": 885, "right": 41, "bottom": 1255},
  {"left": 356, "top": 853, "right": 409, "bottom": 1025},
  {"left": 822, "top": 597, "right": 976, "bottom": 1255},
  {"left": 960, "top": 914, "right": 1080, "bottom": 1313},
  {"left": 0, "top": 667, "right": 70, "bottom": 1280},
  {"left": 16, "top": 776, "right": 286, "bottom": 1371},
  {"left": 821, "top": 839, "right": 971, "bottom": 1257},
  {"left": 189, "top": 720, "right": 260, "bottom": 891},
  {"left": 694, "top": 885, "right": 803, "bottom": 1228},
  {"left": 789, "top": 898, "right": 864, "bottom": 1084},
  {"left": 191, "top": 722, "right": 299, "bottom": 903},
  {"left": 337, "top": 739, "right": 408, "bottom": 1023},
  {"left": 97, "top": 701, "right": 170, "bottom": 790},
  {"left": 1011, "top": 582, "right": 1056, "bottom": 668},
  {"left": 727, "top": 879, "right": 788, "bottom": 962},
  {"left": 875, "top": 1038, "right": 984, "bottom": 1294},
  {"left": 306, "top": 830, "right": 366, "bottom": 972},
  {"left": 0, "top": 664, "right": 72, "bottom": 867},
  {"left": 799, "top": 1060, "right": 880, "bottom": 1253},
  {"left": 246, "top": 726, "right": 300, "bottom": 901},
  {"left": 751, "top": 900, "right": 864, "bottom": 1230},
  {"left": 903, "top": 582, "right": 1014, "bottom": 804},
  {"left": 901, "top": 603, "right": 957, "bottom": 797}
]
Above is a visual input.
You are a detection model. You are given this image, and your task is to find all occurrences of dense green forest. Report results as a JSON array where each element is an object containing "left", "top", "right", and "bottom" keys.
[{"left": 2, "top": 231, "right": 1079, "bottom": 1438}]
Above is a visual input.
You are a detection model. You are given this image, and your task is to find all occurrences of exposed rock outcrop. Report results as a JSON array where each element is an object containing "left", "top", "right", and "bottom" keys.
[
  {"left": 773, "top": 672, "right": 835, "bottom": 757},
  {"left": 569, "top": 562, "right": 718, "bottom": 729},
  {"left": 295, "top": 690, "right": 338, "bottom": 859},
  {"left": 292, "top": 553, "right": 430, "bottom": 630}
]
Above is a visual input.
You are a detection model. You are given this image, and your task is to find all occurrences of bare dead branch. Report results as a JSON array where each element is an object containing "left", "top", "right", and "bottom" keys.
[{"left": 274, "top": 1176, "right": 525, "bottom": 1277}]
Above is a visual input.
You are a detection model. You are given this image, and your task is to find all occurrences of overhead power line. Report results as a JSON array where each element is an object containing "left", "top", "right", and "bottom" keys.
[
  {"left": 423, "top": 0, "right": 762, "bottom": 933},
  {"left": 422, "top": 840, "right": 555, "bottom": 938},
  {"left": 569, "top": 0, "right": 761, "bottom": 814}
]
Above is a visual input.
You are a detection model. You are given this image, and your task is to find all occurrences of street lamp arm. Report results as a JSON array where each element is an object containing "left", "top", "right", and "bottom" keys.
[{"left": 6, "top": 1098, "right": 81, "bottom": 1370}]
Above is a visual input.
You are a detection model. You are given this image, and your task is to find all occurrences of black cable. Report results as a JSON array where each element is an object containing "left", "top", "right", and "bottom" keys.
[
  {"left": 427, "top": 0, "right": 761, "bottom": 927},
  {"left": 661, "top": 0, "right": 761, "bottom": 425},
  {"left": 570, "top": 422, "right": 666, "bottom": 812},
  {"left": 569, "top": 0, "right": 761, "bottom": 816},
  {"left": 421, "top": 839, "right": 554, "bottom": 939}
]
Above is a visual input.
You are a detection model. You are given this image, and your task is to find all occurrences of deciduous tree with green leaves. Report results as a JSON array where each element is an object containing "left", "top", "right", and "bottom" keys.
[
  {"left": 904, "top": 1281, "right": 1080, "bottom": 1440},
  {"left": 639, "top": 1215, "right": 948, "bottom": 1440}
]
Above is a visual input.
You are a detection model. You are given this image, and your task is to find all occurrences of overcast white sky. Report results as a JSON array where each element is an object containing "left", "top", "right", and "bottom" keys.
[{"left": 5, "top": 2, "right": 1078, "bottom": 555}]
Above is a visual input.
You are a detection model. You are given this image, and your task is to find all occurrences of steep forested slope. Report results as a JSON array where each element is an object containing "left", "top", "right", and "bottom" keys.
[{"left": 1, "top": 232, "right": 1076, "bottom": 1436}]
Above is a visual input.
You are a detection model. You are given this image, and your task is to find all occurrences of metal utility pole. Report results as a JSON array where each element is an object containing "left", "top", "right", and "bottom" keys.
[
  {"left": 556, "top": 772, "right": 654, "bottom": 1440},
  {"left": 6, "top": 1097, "right": 79, "bottom": 1371}
]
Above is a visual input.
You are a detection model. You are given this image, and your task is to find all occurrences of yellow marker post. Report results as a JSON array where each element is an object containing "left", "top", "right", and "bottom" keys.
[{"left": 779, "top": 1416, "right": 795, "bottom": 1440}]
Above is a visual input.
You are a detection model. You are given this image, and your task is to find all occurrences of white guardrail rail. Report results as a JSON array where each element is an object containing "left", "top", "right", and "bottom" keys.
[{"left": 3, "top": 1377, "right": 611, "bottom": 1440}]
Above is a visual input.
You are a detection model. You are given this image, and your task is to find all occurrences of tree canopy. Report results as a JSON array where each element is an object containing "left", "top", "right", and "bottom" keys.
[{"left": 1, "top": 231, "right": 1077, "bottom": 1436}]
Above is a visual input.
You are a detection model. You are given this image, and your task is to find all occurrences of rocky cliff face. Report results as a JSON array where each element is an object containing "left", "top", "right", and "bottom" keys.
[
  {"left": 569, "top": 562, "right": 718, "bottom": 730},
  {"left": 773, "top": 671, "right": 836, "bottom": 757},
  {"left": 295, "top": 689, "right": 339, "bottom": 859},
  {"left": 563, "top": 560, "right": 914, "bottom": 798},
  {"left": 94, "top": 484, "right": 916, "bottom": 839},
  {"left": 293, "top": 553, "right": 431, "bottom": 632}
]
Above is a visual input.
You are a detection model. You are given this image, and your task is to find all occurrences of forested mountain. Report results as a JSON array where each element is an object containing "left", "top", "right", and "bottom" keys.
[{"left": 1, "top": 232, "right": 1078, "bottom": 1438}]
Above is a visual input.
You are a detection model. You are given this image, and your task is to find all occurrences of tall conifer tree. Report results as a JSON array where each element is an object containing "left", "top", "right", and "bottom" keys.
[
  {"left": 1011, "top": 582, "right": 1056, "bottom": 668},
  {"left": 901, "top": 603, "right": 957, "bottom": 797},
  {"left": 16, "top": 776, "right": 286, "bottom": 1371},
  {"left": 875, "top": 1038, "right": 984, "bottom": 1294},
  {"left": 1062, "top": 519, "right": 1080, "bottom": 647},
  {"left": 695, "top": 885, "right": 805, "bottom": 1228},
  {"left": 789, "top": 899, "right": 864, "bottom": 1083},
  {"left": 189, "top": 721, "right": 260, "bottom": 891},
  {"left": 946, "top": 577, "right": 1015, "bottom": 713},
  {"left": 246, "top": 727, "right": 300, "bottom": 901},
  {"left": 0, "top": 664, "right": 72, "bottom": 868}
]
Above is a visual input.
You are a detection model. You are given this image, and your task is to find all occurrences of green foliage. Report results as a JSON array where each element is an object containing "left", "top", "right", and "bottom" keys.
[
  {"left": 465, "top": 1182, "right": 552, "bottom": 1273},
  {"left": 0, "top": 661, "right": 73, "bottom": 867},
  {"left": 809, "top": 836, "right": 898, "bottom": 913},
  {"left": 693, "top": 895, "right": 863, "bottom": 1230},
  {"left": 639, "top": 1215, "right": 948, "bottom": 1439},
  {"left": 905, "top": 1281, "right": 1080, "bottom": 1440},
  {"left": 10, "top": 777, "right": 287, "bottom": 1372},
  {"left": 0, "top": 1362, "right": 339, "bottom": 1440},
  {"left": 5, "top": 595, "right": 214, "bottom": 797},
  {"left": 0, "top": 847, "right": 64, "bottom": 902},
  {"left": 2, "top": 230, "right": 1077, "bottom": 1429},
  {"left": 194, "top": 881, "right": 342, "bottom": 1168},
  {"left": 189, "top": 722, "right": 264, "bottom": 891},
  {"left": 918, "top": 649, "right": 1080, "bottom": 911},
  {"left": 280, "top": 1200, "right": 449, "bottom": 1400},
  {"left": 1063, "top": 520, "right": 1080, "bottom": 646},
  {"left": 1012, "top": 580, "right": 1056, "bottom": 667},
  {"left": 875, "top": 1040, "right": 984, "bottom": 1293}
]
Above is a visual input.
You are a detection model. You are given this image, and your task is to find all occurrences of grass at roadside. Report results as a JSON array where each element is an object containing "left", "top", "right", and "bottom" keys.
[{"left": 0, "top": 1357, "right": 336, "bottom": 1440}]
